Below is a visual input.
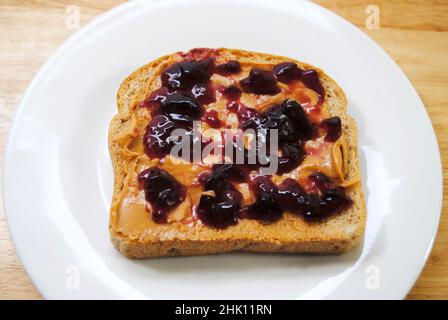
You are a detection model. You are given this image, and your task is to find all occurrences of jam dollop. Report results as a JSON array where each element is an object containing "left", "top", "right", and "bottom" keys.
[
  {"left": 197, "top": 164, "right": 246, "bottom": 229},
  {"left": 221, "top": 85, "right": 242, "bottom": 101},
  {"left": 155, "top": 91, "right": 203, "bottom": 119},
  {"left": 191, "top": 83, "right": 216, "bottom": 105},
  {"left": 143, "top": 88, "right": 208, "bottom": 159},
  {"left": 144, "top": 115, "right": 180, "bottom": 159},
  {"left": 266, "top": 100, "right": 314, "bottom": 142},
  {"left": 320, "top": 116, "right": 342, "bottom": 142},
  {"left": 243, "top": 176, "right": 283, "bottom": 222},
  {"left": 240, "top": 100, "right": 313, "bottom": 174},
  {"left": 161, "top": 59, "right": 213, "bottom": 90},
  {"left": 273, "top": 62, "right": 325, "bottom": 101},
  {"left": 138, "top": 167, "right": 186, "bottom": 223},
  {"left": 277, "top": 176, "right": 352, "bottom": 222},
  {"left": 215, "top": 60, "right": 241, "bottom": 76},
  {"left": 313, "top": 188, "right": 352, "bottom": 221},
  {"left": 239, "top": 68, "right": 280, "bottom": 95},
  {"left": 277, "top": 142, "right": 306, "bottom": 175},
  {"left": 242, "top": 100, "right": 313, "bottom": 142},
  {"left": 273, "top": 62, "right": 302, "bottom": 83},
  {"left": 308, "top": 171, "right": 332, "bottom": 192},
  {"left": 277, "top": 178, "right": 312, "bottom": 215},
  {"left": 202, "top": 109, "right": 222, "bottom": 128},
  {"left": 300, "top": 69, "right": 324, "bottom": 99}
]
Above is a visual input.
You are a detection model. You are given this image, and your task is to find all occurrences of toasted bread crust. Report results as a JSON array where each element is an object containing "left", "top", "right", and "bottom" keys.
[{"left": 109, "top": 48, "right": 366, "bottom": 258}]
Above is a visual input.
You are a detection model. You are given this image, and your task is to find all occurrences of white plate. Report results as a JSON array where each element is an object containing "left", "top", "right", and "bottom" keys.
[{"left": 3, "top": 0, "right": 442, "bottom": 299}]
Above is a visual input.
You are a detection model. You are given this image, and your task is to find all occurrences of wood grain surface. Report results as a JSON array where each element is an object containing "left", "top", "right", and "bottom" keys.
[{"left": 0, "top": 0, "right": 446, "bottom": 300}]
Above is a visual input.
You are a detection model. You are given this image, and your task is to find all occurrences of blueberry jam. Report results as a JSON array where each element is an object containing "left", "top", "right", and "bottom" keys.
[
  {"left": 142, "top": 70, "right": 210, "bottom": 160},
  {"left": 242, "top": 176, "right": 283, "bottom": 222},
  {"left": 269, "top": 100, "right": 314, "bottom": 142},
  {"left": 239, "top": 68, "right": 280, "bottom": 95},
  {"left": 320, "top": 116, "right": 342, "bottom": 142},
  {"left": 196, "top": 186, "right": 241, "bottom": 229},
  {"left": 138, "top": 167, "right": 186, "bottom": 223},
  {"left": 197, "top": 164, "right": 246, "bottom": 229},
  {"left": 155, "top": 91, "right": 203, "bottom": 119},
  {"left": 277, "top": 178, "right": 310, "bottom": 214},
  {"left": 300, "top": 69, "right": 324, "bottom": 100},
  {"left": 277, "top": 176, "right": 352, "bottom": 222},
  {"left": 239, "top": 100, "right": 312, "bottom": 174},
  {"left": 161, "top": 59, "right": 213, "bottom": 90},
  {"left": 277, "top": 142, "right": 306, "bottom": 175},
  {"left": 215, "top": 60, "right": 241, "bottom": 76},
  {"left": 221, "top": 85, "right": 242, "bottom": 101},
  {"left": 144, "top": 115, "right": 177, "bottom": 159},
  {"left": 202, "top": 109, "right": 222, "bottom": 129},
  {"left": 191, "top": 83, "right": 216, "bottom": 105},
  {"left": 273, "top": 62, "right": 325, "bottom": 102},
  {"left": 203, "top": 164, "right": 247, "bottom": 190},
  {"left": 143, "top": 86, "right": 170, "bottom": 108},
  {"left": 279, "top": 100, "right": 315, "bottom": 141},
  {"left": 228, "top": 102, "right": 258, "bottom": 122},
  {"left": 308, "top": 171, "right": 333, "bottom": 192},
  {"left": 242, "top": 100, "right": 313, "bottom": 143},
  {"left": 303, "top": 188, "right": 352, "bottom": 222},
  {"left": 273, "top": 62, "right": 303, "bottom": 83}
]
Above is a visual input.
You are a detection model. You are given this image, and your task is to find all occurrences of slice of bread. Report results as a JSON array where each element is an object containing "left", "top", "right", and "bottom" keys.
[{"left": 109, "top": 48, "right": 366, "bottom": 258}]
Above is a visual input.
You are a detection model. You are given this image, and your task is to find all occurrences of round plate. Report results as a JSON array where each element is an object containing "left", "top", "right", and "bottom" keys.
[{"left": 3, "top": 0, "right": 442, "bottom": 299}]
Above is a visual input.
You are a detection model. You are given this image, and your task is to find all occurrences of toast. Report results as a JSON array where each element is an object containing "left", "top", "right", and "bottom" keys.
[{"left": 109, "top": 48, "right": 366, "bottom": 258}]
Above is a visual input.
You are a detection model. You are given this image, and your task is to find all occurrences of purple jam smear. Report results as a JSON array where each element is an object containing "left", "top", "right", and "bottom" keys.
[
  {"left": 154, "top": 91, "right": 203, "bottom": 119},
  {"left": 215, "top": 60, "right": 242, "bottom": 76},
  {"left": 138, "top": 167, "right": 186, "bottom": 223},
  {"left": 320, "top": 116, "right": 342, "bottom": 142},
  {"left": 277, "top": 176, "right": 352, "bottom": 222},
  {"left": 202, "top": 109, "right": 222, "bottom": 129},
  {"left": 161, "top": 59, "right": 214, "bottom": 90},
  {"left": 303, "top": 188, "right": 352, "bottom": 222},
  {"left": 143, "top": 114, "right": 192, "bottom": 159},
  {"left": 273, "top": 62, "right": 303, "bottom": 83},
  {"left": 300, "top": 69, "right": 324, "bottom": 99},
  {"left": 143, "top": 115, "right": 178, "bottom": 159},
  {"left": 277, "top": 178, "right": 309, "bottom": 213},
  {"left": 239, "top": 100, "right": 313, "bottom": 174},
  {"left": 239, "top": 68, "right": 280, "bottom": 95},
  {"left": 203, "top": 164, "right": 247, "bottom": 190},
  {"left": 197, "top": 164, "right": 246, "bottom": 229},
  {"left": 242, "top": 176, "right": 283, "bottom": 222},
  {"left": 221, "top": 85, "right": 242, "bottom": 101},
  {"left": 196, "top": 187, "right": 241, "bottom": 229},
  {"left": 191, "top": 83, "right": 216, "bottom": 105},
  {"left": 277, "top": 142, "right": 306, "bottom": 175},
  {"left": 308, "top": 171, "right": 333, "bottom": 192},
  {"left": 241, "top": 100, "right": 313, "bottom": 144},
  {"left": 228, "top": 102, "right": 258, "bottom": 123},
  {"left": 273, "top": 62, "right": 325, "bottom": 101}
]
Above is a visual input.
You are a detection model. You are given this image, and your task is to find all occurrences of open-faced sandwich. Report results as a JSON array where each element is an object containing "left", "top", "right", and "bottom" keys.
[{"left": 109, "top": 48, "right": 366, "bottom": 258}]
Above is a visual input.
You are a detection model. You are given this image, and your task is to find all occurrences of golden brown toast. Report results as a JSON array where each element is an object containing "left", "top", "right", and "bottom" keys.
[{"left": 108, "top": 48, "right": 366, "bottom": 258}]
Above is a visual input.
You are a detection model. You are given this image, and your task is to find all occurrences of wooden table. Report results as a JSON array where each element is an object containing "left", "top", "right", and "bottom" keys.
[{"left": 0, "top": 0, "right": 446, "bottom": 300}]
